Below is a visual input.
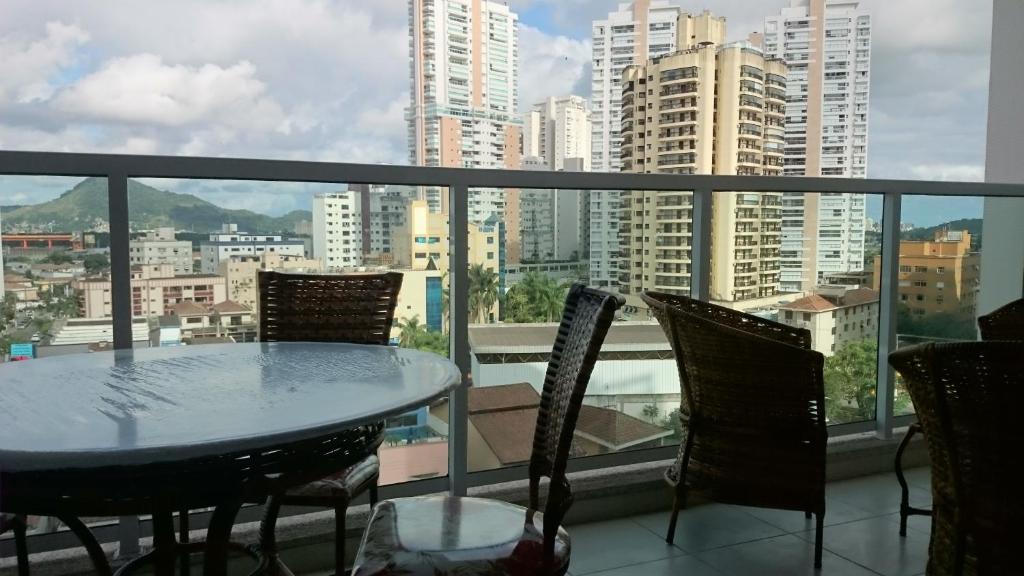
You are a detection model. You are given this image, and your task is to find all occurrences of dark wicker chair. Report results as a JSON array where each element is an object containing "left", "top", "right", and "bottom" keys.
[
  {"left": 350, "top": 284, "right": 624, "bottom": 576},
  {"left": 256, "top": 271, "right": 403, "bottom": 574},
  {"left": 977, "top": 297, "right": 1024, "bottom": 341},
  {"left": 0, "top": 513, "right": 29, "bottom": 576},
  {"left": 896, "top": 298, "right": 1024, "bottom": 536},
  {"left": 889, "top": 341, "right": 1024, "bottom": 576},
  {"left": 641, "top": 291, "right": 828, "bottom": 568}
]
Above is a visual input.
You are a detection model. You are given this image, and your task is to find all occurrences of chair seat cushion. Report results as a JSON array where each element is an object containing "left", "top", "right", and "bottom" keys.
[
  {"left": 283, "top": 454, "right": 379, "bottom": 503},
  {"left": 352, "top": 496, "right": 570, "bottom": 576}
]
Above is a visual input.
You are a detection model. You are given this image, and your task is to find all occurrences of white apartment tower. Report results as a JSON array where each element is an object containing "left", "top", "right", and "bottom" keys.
[
  {"left": 407, "top": 0, "right": 522, "bottom": 222},
  {"left": 589, "top": 0, "right": 682, "bottom": 289},
  {"left": 764, "top": 0, "right": 871, "bottom": 291},
  {"left": 523, "top": 96, "right": 592, "bottom": 172},
  {"left": 312, "top": 191, "right": 364, "bottom": 271}
]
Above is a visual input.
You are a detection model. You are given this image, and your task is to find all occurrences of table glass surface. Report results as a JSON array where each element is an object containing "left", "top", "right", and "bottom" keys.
[{"left": 0, "top": 342, "right": 461, "bottom": 472}]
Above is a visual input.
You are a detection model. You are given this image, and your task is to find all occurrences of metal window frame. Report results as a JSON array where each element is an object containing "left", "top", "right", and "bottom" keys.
[{"left": 2, "top": 150, "right": 1022, "bottom": 556}]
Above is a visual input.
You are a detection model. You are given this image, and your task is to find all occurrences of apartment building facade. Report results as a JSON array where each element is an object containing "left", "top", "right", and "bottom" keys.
[
  {"left": 517, "top": 157, "right": 586, "bottom": 263},
  {"left": 523, "top": 95, "right": 592, "bottom": 172},
  {"left": 778, "top": 285, "right": 879, "bottom": 355},
  {"left": 764, "top": 0, "right": 871, "bottom": 291},
  {"left": 872, "top": 230, "right": 981, "bottom": 317},
  {"left": 589, "top": 1, "right": 682, "bottom": 290},
  {"left": 75, "top": 263, "right": 227, "bottom": 319},
  {"left": 618, "top": 11, "right": 786, "bottom": 303},
  {"left": 199, "top": 224, "right": 305, "bottom": 274},
  {"left": 312, "top": 191, "right": 363, "bottom": 271},
  {"left": 219, "top": 252, "right": 322, "bottom": 313},
  {"left": 407, "top": 0, "right": 522, "bottom": 221},
  {"left": 129, "top": 228, "right": 193, "bottom": 276}
]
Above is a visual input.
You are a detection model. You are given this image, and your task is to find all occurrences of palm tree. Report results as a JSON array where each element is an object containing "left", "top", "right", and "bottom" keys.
[
  {"left": 397, "top": 315, "right": 426, "bottom": 348},
  {"left": 468, "top": 263, "right": 499, "bottom": 323},
  {"left": 504, "top": 272, "right": 569, "bottom": 323}
]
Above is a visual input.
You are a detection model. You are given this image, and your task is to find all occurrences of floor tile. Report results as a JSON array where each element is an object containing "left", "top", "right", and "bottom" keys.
[
  {"left": 827, "top": 473, "right": 930, "bottom": 515},
  {"left": 739, "top": 496, "right": 877, "bottom": 533},
  {"left": 900, "top": 467, "right": 931, "bottom": 491},
  {"left": 696, "top": 534, "right": 878, "bottom": 576},
  {"left": 567, "top": 518, "right": 685, "bottom": 575},
  {"left": 883, "top": 511, "right": 932, "bottom": 537},
  {"left": 800, "top": 515, "right": 929, "bottom": 576},
  {"left": 631, "top": 503, "right": 785, "bottom": 554},
  {"left": 587, "top": 555, "right": 725, "bottom": 576}
]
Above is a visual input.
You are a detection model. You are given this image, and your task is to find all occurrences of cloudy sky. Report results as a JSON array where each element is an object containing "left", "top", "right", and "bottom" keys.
[{"left": 0, "top": 0, "right": 994, "bottom": 225}]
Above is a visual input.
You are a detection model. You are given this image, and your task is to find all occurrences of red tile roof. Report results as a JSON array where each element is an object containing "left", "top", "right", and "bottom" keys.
[
  {"left": 169, "top": 301, "right": 208, "bottom": 316},
  {"left": 779, "top": 293, "right": 836, "bottom": 312},
  {"left": 210, "top": 300, "right": 250, "bottom": 314}
]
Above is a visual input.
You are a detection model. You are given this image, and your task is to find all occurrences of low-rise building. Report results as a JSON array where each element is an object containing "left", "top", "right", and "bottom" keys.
[
  {"left": 219, "top": 252, "right": 322, "bottom": 313},
  {"left": 166, "top": 299, "right": 256, "bottom": 342},
  {"left": 778, "top": 286, "right": 879, "bottom": 356},
  {"left": 468, "top": 322, "right": 681, "bottom": 420},
  {"left": 75, "top": 264, "right": 227, "bottom": 319},
  {"left": 130, "top": 228, "right": 192, "bottom": 275},
  {"left": 429, "top": 383, "right": 672, "bottom": 472},
  {"left": 872, "top": 229, "right": 980, "bottom": 317},
  {"left": 200, "top": 224, "right": 305, "bottom": 274}
]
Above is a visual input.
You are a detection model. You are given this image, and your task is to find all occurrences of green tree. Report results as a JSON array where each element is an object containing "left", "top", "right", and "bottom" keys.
[
  {"left": 642, "top": 403, "right": 661, "bottom": 424},
  {"left": 41, "top": 251, "right": 73, "bottom": 264},
  {"left": 397, "top": 315, "right": 449, "bottom": 358},
  {"left": 2, "top": 293, "right": 17, "bottom": 325},
  {"left": 503, "top": 272, "right": 569, "bottom": 323},
  {"left": 83, "top": 253, "right": 110, "bottom": 275},
  {"left": 660, "top": 408, "right": 684, "bottom": 443},
  {"left": 468, "top": 263, "right": 499, "bottom": 323},
  {"left": 896, "top": 304, "right": 976, "bottom": 340},
  {"left": 823, "top": 338, "right": 878, "bottom": 423}
]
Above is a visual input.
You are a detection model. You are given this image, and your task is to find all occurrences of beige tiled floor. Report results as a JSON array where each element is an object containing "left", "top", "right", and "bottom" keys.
[{"left": 565, "top": 468, "right": 932, "bottom": 576}]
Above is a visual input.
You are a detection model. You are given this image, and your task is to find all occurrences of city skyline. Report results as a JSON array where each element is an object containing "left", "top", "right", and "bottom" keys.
[{"left": 0, "top": 2, "right": 991, "bottom": 202}]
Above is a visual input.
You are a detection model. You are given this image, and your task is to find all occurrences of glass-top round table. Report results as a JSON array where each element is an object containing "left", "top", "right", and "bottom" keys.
[{"left": 0, "top": 342, "right": 462, "bottom": 575}]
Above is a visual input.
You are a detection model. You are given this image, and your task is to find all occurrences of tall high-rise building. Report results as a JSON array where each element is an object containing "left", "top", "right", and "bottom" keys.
[
  {"left": 619, "top": 11, "right": 787, "bottom": 303},
  {"left": 407, "top": 0, "right": 522, "bottom": 222},
  {"left": 312, "top": 191, "right": 364, "bottom": 271},
  {"left": 763, "top": 0, "right": 871, "bottom": 291},
  {"left": 588, "top": 0, "right": 683, "bottom": 289},
  {"left": 523, "top": 96, "right": 592, "bottom": 172},
  {"left": 518, "top": 157, "right": 586, "bottom": 263}
]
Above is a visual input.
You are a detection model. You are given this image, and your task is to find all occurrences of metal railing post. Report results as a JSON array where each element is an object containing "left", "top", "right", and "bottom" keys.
[
  {"left": 106, "top": 170, "right": 141, "bottom": 556},
  {"left": 690, "top": 187, "right": 713, "bottom": 301},
  {"left": 875, "top": 191, "right": 902, "bottom": 440},
  {"left": 448, "top": 184, "right": 470, "bottom": 497}
]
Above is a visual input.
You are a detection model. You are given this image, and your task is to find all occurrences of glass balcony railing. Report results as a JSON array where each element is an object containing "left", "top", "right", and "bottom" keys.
[{"left": 2, "top": 151, "right": 1023, "bottom": 558}]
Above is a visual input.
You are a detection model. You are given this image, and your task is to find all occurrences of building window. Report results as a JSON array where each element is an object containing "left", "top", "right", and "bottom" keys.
[
  {"left": 899, "top": 265, "right": 911, "bottom": 273},
  {"left": 785, "top": 310, "right": 793, "bottom": 319},
  {"left": 916, "top": 294, "right": 924, "bottom": 301},
  {"left": 914, "top": 266, "right": 928, "bottom": 273},
  {"left": 936, "top": 266, "right": 946, "bottom": 274},
  {"left": 802, "top": 312, "right": 811, "bottom": 321}
]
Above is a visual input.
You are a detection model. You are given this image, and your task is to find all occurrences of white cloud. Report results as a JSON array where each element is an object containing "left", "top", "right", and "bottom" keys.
[
  {"left": 53, "top": 54, "right": 289, "bottom": 131},
  {"left": 908, "top": 164, "right": 984, "bottom": 183},
  {"left": 518, "top": 25, "right": 591, "bottom": 111},
  {"left": 0, "top": 21, "right": 89, "bottom": 106}
]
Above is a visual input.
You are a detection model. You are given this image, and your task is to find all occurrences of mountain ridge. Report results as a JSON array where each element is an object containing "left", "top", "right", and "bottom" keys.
[{"left": 1, "top": 178, "right": 311, "bottom": 234}]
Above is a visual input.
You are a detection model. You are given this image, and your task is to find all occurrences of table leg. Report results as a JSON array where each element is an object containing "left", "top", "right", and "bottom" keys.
[
  {"left": 56, "top": 514, "right": 113, "bottom": 576},
  {"left": 152, "top": 511, "right": 176, "bottom": 576},
  {"left": 203, "top": 498, "right": 243, "bottom": 576}
]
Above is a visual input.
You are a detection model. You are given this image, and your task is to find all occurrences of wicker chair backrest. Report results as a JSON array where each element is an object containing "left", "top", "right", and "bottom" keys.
[
  {"left": 528, "top": 283, "right": 624, "bottom": 542},
  {"left": 977, "top": 297, "right": 1024, "bottom": 341},
  {"left": 890, "top": 341, "right": 1024, "bottom": 576},
  {"left": 258, "top": 271, "right": 403, "bottom": 345}
]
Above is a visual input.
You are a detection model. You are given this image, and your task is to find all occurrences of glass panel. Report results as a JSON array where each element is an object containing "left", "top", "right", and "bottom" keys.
[
  {"left": 892, "top": 195, "right": 993, "bottom": 416},
  {"left": 0, "top": 176, "right": 123, "bottom": 534},
  {"left": 729, "top": 189, "right": 878, "bottom": 425},
  {"left": 128, "top": 179, "right": 449, "bottom": 485}
]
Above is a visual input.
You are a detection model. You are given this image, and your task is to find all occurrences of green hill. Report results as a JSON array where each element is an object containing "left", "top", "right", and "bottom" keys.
[
  {"left": 1, "top": 178, "right": 311, "bottom": 234},
  {"left": 903, "top": 218, "right": 983, "bottom": 249}
]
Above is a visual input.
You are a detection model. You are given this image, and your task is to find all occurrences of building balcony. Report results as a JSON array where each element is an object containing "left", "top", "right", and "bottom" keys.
[{"left": 0, "top": 149, "right": 1021, "bottom": 576}]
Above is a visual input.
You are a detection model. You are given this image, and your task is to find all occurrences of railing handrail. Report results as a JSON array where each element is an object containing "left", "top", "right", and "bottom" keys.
[{"left": 1, "top": 150, "right": 1022, "bottom": 197}]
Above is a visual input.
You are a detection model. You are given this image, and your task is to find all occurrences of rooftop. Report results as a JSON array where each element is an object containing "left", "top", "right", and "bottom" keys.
[{"left": 469, "top": 322, "right": 669, "bottom": 353}]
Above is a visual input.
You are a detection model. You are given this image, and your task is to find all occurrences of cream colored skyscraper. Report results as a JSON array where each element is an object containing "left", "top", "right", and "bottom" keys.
[
  {"left": 619, "top": 11, "right": 786, "bottom": 304},
  {"left": 523, "top": 96, "right": 591, "bottom": 172}
]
